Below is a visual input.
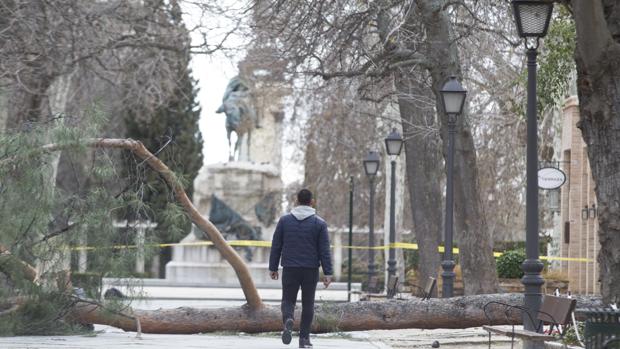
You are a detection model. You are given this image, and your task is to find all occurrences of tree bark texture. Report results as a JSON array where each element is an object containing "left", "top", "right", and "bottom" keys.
[
  {"left": 33, "top": 138, "right": 264, "bottom": 309},
  {"left": 571, "top": 0, "right": 620, "bottom": 304},
  {"left": 66, "top": 293, "right": 601, "bottom": 334},
  {"left": 395, "top": 70, "right": 443, "bottom": 296},
  {"left": 415, "top": 0, "right": 499, "bottom": 294}
]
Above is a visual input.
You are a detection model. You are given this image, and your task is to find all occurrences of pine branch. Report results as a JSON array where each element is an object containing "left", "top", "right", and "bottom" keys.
[{"left": 2, "top": 138, "right": 264, "bottom": 310}]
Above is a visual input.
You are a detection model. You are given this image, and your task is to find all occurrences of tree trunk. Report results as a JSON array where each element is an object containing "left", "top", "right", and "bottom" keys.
[
  {"left": 571, "top": 0, "right": 620, "bottom": 304},
  {"left": 416, "top": 0, "right": 498, "bottom": 294},
  {"left": 395, "top": 70, "right": 443, "bottom": 296},
  {"left": 66, "top": 293, "right": 601, "bottom": 334}
]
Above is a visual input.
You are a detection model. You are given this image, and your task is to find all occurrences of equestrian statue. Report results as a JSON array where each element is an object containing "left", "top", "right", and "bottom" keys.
[{"left": 215, "top": 76, "right": 258, "bottom": 161}]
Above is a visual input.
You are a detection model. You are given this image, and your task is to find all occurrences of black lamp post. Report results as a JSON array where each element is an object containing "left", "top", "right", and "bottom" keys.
[
  {"left": 384, "top": 129, "right": 403, "bottom": 291},
  {"left": 512, "top": 0, "right": 553, "bottom": 343},
  {"left": 439, "top": 76, "right": 467, "bottom": 298},
  {"left": 363, "top": 150, "right": 380, "bottom": 292}
]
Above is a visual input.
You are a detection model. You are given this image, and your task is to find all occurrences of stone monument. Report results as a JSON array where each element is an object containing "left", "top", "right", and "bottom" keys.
[{"left": 165, "top": 70, "right": 287, "bottom": 285}]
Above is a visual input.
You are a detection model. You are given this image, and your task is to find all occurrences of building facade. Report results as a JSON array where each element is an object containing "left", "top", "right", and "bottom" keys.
[{"left": 556, "top": 96, "right": 599, "bottom": 295}]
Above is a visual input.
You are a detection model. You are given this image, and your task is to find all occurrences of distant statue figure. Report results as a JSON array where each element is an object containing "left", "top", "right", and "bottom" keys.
[{"left": 216, "top": 76, "right": 258, "bottom": 161}]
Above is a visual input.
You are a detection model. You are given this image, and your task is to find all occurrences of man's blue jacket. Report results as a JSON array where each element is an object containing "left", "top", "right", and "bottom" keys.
[{"left": 268, "top": 206, "right": 333, "bottom": 276}]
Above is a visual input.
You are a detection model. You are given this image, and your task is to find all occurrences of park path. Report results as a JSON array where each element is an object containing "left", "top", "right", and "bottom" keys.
[{"left": 0, "top": 326, "right": 517, "bottom": 349}]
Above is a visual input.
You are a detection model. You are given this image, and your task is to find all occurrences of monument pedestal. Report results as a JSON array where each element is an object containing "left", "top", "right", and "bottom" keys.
[
  {"left": 165, "top": 161, "right": 282, "bottom": 285},
  {"left": 165, "top": 230, "right": 272, "bottom": 284}
]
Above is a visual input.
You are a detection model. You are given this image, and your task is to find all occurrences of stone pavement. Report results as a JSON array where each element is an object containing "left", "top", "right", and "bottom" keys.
[
  {"left": 362, "top": 328, "right": 516, "bottom": 348},
  {"left": 0, "top": 325, "right": 519, "bottom": 349},
  {"left": 0, "top": 330, "right": 382, "bottom": 349}
]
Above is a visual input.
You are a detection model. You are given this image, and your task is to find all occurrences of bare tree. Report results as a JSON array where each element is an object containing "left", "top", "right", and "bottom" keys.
[
  {"left": 570, "top": 0, "right": 620, "bottom": 304},
  {"left": 251, "top": 0, "right": 500, "bottom": 294}
]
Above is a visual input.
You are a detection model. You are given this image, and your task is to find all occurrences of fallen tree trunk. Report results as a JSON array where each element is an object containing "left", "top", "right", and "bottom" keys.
[{"left": 68, "top": 293, "right": 602, "bottom": 334}]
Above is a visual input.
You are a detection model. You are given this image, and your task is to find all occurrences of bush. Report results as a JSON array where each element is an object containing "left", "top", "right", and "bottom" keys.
[{"left": 496, "top": 249, "right": 526, "bottom": 279}]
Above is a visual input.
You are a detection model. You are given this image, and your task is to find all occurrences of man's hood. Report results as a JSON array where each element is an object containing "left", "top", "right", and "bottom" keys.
[{"left": 291, "top": 205, "right": 316, "bottom": 221}]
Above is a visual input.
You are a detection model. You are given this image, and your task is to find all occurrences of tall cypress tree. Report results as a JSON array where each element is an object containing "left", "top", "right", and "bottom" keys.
[{"left": 123, "top": 63, "right": 203, "bottom": 276}]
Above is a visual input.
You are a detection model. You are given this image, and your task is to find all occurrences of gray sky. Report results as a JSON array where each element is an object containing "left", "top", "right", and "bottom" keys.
[{"left": 183, "top": 2, "right": 302, "bottom": 185}]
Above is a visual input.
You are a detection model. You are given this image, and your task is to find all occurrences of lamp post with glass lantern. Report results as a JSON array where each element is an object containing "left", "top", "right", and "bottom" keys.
[
  {"left": 363, "top": 151, "right": 380, "bottom": 291},
  {"left": 439, "top": 76, "right": 467, "bottom": 298},
  {"left": 511, "top": 0, "right": 553, "bottom": 341},
  {"left": 384, "top": 129, "right": 403, "bottom": 287}
]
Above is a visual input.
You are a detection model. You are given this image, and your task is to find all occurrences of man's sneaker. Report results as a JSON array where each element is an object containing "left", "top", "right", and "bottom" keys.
[
  {"left": 299, "top": 337, "right": 313, "bottom": 348},
  {"left": 281, "top": 318, "right": 294, "bottom": 345}
]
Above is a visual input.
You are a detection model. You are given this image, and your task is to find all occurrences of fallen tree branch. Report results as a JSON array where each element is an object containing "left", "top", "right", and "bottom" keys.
[
  {"left": 68, "top": 296, "right": 142, "bottom": 339},
  {"left": 0, "top": 297, "right": 26, "bottom": 317},
  {"left": 0, "top": 247, "right": 37, "bottom": 283},
  {"left": 68, "top": 293, "right": 603, "bottom": 334},
  {"left": 1, "top": 138, "right": 263, "bottom": 310},
  {"left": 0, "top": 303, "right": 21, "bottom": 317}
]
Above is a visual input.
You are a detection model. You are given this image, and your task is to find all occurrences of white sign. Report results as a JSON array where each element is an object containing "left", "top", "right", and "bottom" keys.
[{"left": 538, "top": 167, "right": 567, "bottom": 190}]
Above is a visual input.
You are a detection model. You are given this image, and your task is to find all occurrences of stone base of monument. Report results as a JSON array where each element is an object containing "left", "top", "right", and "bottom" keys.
[
  {"left": 165, "top": 261, "right": 272, "bottom": 285},
  {"left": 165, "top": 161, "right": 283, "bottom": 286},
  {"left": 165, "top": 230, "right": 272, "bottom": 285},
  {"left": 193, "top": 162, "right": 283, "bottom": 231}
]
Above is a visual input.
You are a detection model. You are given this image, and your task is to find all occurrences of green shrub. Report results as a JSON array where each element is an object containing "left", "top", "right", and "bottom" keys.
[{"left": 496, "top": 249, "right": 526, "bottom": 279}]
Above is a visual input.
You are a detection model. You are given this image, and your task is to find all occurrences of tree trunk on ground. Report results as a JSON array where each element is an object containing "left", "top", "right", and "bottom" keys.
[
  {"left": 67, "top": 293, "right": 601, "bottom": 334},
  {"left": 1, "top": 249, "right": 602, "bottom": 334},
  {"left": 396, "top": 70, "right": 443, "bottom": 296},
  {"left": 571, "top": 0, "right": 620, "bottom": 304},
  {"left": 416, "top": 0, "right": 499, "bottom": 295}
]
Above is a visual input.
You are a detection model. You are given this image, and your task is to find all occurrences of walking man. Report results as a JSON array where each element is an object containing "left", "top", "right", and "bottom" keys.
[{"left": 269, "top": 189, "right": 333, "bottom": 348}]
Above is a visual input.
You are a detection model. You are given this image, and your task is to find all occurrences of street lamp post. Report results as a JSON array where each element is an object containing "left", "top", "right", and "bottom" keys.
[
  {"left": 347, "top": 176, "right": 354, "bottom": 302},
  {"left": 363, "top": 151, "right": 380, "bottom": 292},
  {"left": 439, "top": 76, "right": 467, "bottom": 298},
  {"left": 511, "top": 0, "right": 553, "bottom": 344},
  {"left": 384, "top": 129, "right": 404, "bottom": 291}
]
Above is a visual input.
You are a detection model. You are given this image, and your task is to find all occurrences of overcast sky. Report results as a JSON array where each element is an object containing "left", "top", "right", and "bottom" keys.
[{"left": 183, "top": 4, "right": 302, "bottom": 185}]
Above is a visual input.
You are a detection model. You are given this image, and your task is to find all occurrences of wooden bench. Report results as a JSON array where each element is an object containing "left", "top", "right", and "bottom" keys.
[
  {"left": 410, "top": 276, "right": 436, "bottom": 300},
  {"left": 363, "top": 276, "right": 401, "bottom": 300},
  {"left": 483, "top": 295, "right": 577, "bottom": 346}
]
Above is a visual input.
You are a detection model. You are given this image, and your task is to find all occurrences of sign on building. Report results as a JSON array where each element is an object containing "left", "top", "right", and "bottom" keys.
[{"left": 538, "top": 167, "right": 567, "bottom": 190}]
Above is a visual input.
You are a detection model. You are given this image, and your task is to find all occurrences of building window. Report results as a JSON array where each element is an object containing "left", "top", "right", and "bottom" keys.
[{"left": 564, "top": 221, "right": 570, "bottom": 244}]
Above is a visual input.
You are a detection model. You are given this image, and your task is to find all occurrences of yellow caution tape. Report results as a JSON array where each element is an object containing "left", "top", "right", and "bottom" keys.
[{"left": 70, "top": 239, "right": 594, "bottom": 262}]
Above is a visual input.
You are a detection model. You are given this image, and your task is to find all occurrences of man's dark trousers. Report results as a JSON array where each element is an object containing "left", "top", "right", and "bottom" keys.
[{"left": 281, "top": 267, "right": 319, "bottom": 339}]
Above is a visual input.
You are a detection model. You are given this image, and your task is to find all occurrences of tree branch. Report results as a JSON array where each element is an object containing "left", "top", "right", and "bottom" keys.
[
  {"left": 572, "top": 0, "right": 618, "bottom": 72},
  {"left": 1, "top": 138, "right": 264, "bottom": 310}
]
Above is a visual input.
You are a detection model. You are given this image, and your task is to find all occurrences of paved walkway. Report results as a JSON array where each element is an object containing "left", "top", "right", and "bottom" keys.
[
  {"left": 0, "top": 326, "right": 518, "bottom": 349},
  {"left": 0, "top": 329, "right": 384, "bottom": 349}
]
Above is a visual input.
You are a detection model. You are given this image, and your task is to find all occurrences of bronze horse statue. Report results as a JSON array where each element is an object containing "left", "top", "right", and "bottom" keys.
[{"left": 216, "top": 76, "right": 257, "bottom": 161}]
